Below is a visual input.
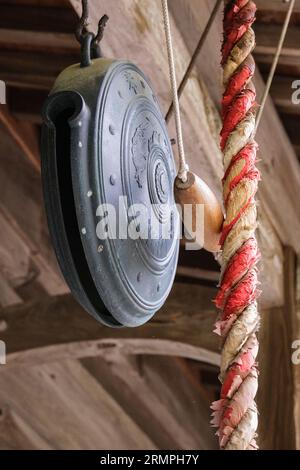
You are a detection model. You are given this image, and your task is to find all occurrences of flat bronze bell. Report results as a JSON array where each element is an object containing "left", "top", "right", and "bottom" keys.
[{"left": 41, "top": 33, "right": 180, "bottom": 327}]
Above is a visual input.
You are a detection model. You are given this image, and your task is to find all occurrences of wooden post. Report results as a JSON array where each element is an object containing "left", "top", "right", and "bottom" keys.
[{"left": 258, "top": 246, "right": 297, "bottom": 449}]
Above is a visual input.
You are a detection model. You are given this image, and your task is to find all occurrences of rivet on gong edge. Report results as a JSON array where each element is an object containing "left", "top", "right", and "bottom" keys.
[
  {"left": 78, "top": 141, "right": 83, "bottom": 148},
  {"left": 109, "top": 125, "right": 116, "bottom": 135},
  {"left": 98, "top": 245, "right": 104, "bottom": 253},
  {"left": 81, "top": 227, "right": 87, "bottom": 235},
  {"left": 87, "top": 190, "right": 93, "bottom": 198},
  {"left": 110, "top": 174, "right": 117, "bottom": 186}
]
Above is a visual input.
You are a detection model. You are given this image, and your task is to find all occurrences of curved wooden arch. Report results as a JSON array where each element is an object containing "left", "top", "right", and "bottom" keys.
[
  {"left": 6, "top": 338, "right": 220, "bottom": 369},
  {"left": 0, "top": 283, "right": 220, "bottom": 370}
]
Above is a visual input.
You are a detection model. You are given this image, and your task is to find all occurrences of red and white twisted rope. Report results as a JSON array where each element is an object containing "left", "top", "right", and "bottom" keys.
[{"left": 211, "top": 0, "right": 261, "bottom": 450}]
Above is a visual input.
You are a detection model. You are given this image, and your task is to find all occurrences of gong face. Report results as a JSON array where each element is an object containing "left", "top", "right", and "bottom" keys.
[{"left": 42, "top": 59, "right": 179, "bottom": 327}]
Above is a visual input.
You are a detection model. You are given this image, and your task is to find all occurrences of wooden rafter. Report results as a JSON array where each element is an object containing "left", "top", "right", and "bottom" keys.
[
  {"left": 0, "top": 106, "right": 40, "bottom": 172},
  {"left": 0, "top": 283, "right": 220, "bottom": 369},
  {"left": 257, "top": 246, "right": 298, "bottom": 450}
]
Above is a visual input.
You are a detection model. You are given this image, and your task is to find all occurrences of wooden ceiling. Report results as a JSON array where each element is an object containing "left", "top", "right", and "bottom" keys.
[
  {"left": 254, "top": 0, "right": 300, "bottom": 161},
  {"left": 0, "top": 0, "right": 300, "bottom": 450},
  {"left": 1, "top": 0, "right": 300, "bottom": 161}
]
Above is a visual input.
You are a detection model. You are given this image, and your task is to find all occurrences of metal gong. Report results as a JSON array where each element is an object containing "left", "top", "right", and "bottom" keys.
[{"left": 41, "top": 57, "right": 179, "bottom": 327}]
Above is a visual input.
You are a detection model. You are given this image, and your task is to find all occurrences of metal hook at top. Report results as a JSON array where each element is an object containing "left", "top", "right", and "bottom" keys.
[
  {"left": 75, "top": 0, "right": 109, "bottom": 67},
  {"left": 75, "top": 0, "right": 89, "bottom": 44}
]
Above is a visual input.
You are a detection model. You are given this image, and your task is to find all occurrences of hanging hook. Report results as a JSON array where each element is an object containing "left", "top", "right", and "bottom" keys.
[
  {"left": 91, "top": 14, "right": 109, "bottom": 59},
  {"left": 75, "top": 0, "right": 109, "bottom": 66},
  {"left": 93, "top": 14, "right": 109, "bottom": 45},
  {"left": 75, "top": 0, "right": 90, "bottom": 44}
]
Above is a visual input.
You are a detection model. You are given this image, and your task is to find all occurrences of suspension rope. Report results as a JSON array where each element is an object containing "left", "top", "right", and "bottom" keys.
[{"left": 161, "top": 0, "right": 189, "bottom": 183}]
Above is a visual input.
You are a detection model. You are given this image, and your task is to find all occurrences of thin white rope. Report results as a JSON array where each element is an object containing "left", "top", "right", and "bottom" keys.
[{"left": 161, "top": 0, "right": 189, "bottom": 183}]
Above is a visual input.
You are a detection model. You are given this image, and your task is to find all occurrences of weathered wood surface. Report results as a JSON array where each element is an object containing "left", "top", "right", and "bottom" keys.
[
  {"left": 0, "top": 106, "right": 40, "bottom": 172},
  {"left": 0, "top": 354, "right": 217, "bottom": 450},
  {"left": 258, "top": 247, "right": 298, "bottom": 450},
  {"left": 83, "top": 354, "right": 217, "bottom": 449},
  {"left": 0, "top": 124, "right": 68, "bottom": 298},
  {"left": 169, "top": 0, "right": 300, "bottom": 254},
  {"left": 0, "top": 0, "right": 77, "bottom": 33},
  {"left": 255, "top": 0, "right": 300, "bottom": 25},
  {"left": 255, "top": 23, "right": 300, "bottom": 57},
  {"left": 5, "top": 338, "right": 220, "bottom": 371},
  {"left": 0, "top": 283, "right": 220, "bottom": 368},
  {"left": 269, "top": 76, "right": 300, "bottom": 116},
  {"left": 0, "top": 273, "right": 22, "bottom": 309},
  {"left": 0, "top": 359, "right": 156, "bottom": 449},
  {"left": 0, "top": 0, "right": 299, "bottom": 451},
  {"left": 295, "top": 257, "right": 300, "bottom": 450}
]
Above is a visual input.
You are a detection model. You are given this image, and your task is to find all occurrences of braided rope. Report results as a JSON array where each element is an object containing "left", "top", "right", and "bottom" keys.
[{"left": 211, "top": 0, "right": 261, "bottom": 450}]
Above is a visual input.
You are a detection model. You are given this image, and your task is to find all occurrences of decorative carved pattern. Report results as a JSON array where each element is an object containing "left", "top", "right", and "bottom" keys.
[
  {"left": 131, "top": 117, "right": 151, "bottom": 188},
  {"left": 124, "top": 71, "right": 139, "bottom": 94}
]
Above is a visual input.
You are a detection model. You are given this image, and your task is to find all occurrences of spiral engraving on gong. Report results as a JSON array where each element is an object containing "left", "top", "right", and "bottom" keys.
[
  {"left": 155, "top": 161, "right": 168, "bottom": 204},
  {"left": 130, "top": 113, "right": 175, "bottom": 261},
  {"left": 147, "top": 131, "right": 172, "bottom": 226}
]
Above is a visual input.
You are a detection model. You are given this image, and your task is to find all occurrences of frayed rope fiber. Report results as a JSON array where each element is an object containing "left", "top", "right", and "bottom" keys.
[{"left": 211, "top": 0, "right": 261, "bottom": 450}]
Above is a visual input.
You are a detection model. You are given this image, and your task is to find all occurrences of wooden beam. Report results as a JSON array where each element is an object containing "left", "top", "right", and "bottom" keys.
[
  {"left": 83, "top": 355, "right": 217, "bottom": 449},
  {"left": 0, "top": 210, "right": 32, "bottom": 289},
  {"left": 0, "top": 359, "right": 156, "bottom": 449},
  {"left": 0, "top": 28, "right": 77, "bottom": 55},
  {"left": 2, "top": 73, "right": 53, "bottom": 91},
  {"left": 255, "top": 0, "right": 300, "bottom": 26},
  {"left": 255, "top": 53, "right": 300, "bottom": 78},
  {"left": 278, "top": 113, "right": 300, "bottom": 160},
  {"left": 0, "top": 3, "right": 77, "bottom": 33},
  {"left": 256, "top": 205, "right": 284, "bottom": 309},
  {"left": 253, "top": 21, "right": 300, "bottom": 104},
  {"left": 7, "top": 86, "right": 47, "bottom": 124},
  {"left": 255, "top": 24, "right": 300, "bottom": 57},
  {"left": 0, "top": 354, "right": 216, "bottom": 449},
  {"left": 294, "top": 144, "right": 300, "bottom": 161},
  {"left": 258, "top": 247, "right": 297, "bottom": 450},
  {"left": 176, "top": 266, "right": 220, "bottom": 283},
  {"left": 0, "top": 283, "right": 220, "bottom": 368},
  {"left": 6, "top": 338, "right": 220, "bottom": 371},
  {"left": 280, "top": 113, "right": 300, "bottom": 145},
  {"left": 0, "top": 0, "right": 70, "bottom": 6},
  {"left": 0, "top": 406, "right": 51, "bottom": 450},
  {"left": 295, "top": 258, "right": 300, "bottom": 449},
  {"left": 269, "top": 76, "right": 300, "bottom": 117},
  {"left": 0, "top": 273, "right": 22, "bottom": 309},
  {"left": 0, "top": 49, "right": 78, "bottom": 91},
  {"left": 0, "top": 126, "right": 68, "bottom": 296},
  {"left": 0, "top": 106, "right": 40, "bottom": 172}
]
